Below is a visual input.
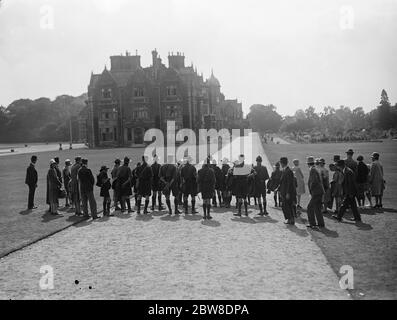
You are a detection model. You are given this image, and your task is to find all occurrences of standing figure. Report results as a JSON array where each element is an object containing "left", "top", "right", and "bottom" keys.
[
  {"left": 25, "top": 155, "right": 38, "bottom": 210},
  {"left": 118, "top": 157, "right": 133, "bottom": 213},
  {"left": 160, "top": 160, "right": 180, "bottom": 215},
  {"left": 220, "top": 158, "right": 231, "bottom": 208},
  {"left": 307, "top": 156, "right": 325, "bottom": 228},
  {"left": 78, "top": 158, "right": 98, "bottom": 219},
  {"left": 232, "top": 154, "right": 250, "bottom": 216},
  {"left": 70, "top": 156, "right": 82, "bottom": 215},
  {"left": 279, "top": 157, "right": 296, "bottom": 225},
  {"left": 111, "top": 159, "right": 121, "bottom": 211},
  {"left": 253, "top": 156, "right": 270, "bottom": 216},
  {"left": 176, "top": 159, "right": 184, "bottom": 209},
  {"left": 46, "top": 159, "right": 62, "bottom": 215},
  {"left": 180, "top": 156, "right": 198, "bottom": 214},
  {"left": 332, "top": 159, "right": 361, "bottom": 222},
  {"left": 136, "top": 156, "right": 153, "bottom": 214},
  {"left": 318, "top": 158, "right": 330, "bottom": 213},
  {"left": 329, "top": 163, "right": 344, "bottom": 215},
  {"left": 151, "top": 155, "right": 164, "bottom": 211},
  {"left": 197, "top": 157, "right": 216, "bottom": 220},
  {"left": 345, "top": 149, "right": 358, "bottom": 175},
  {"left": 97, "top": 166, "right": 111, "bottom": 216},
  {"left": 62, "top": 159, "right": 72, "bottom": 207},
  {"left": 369, "top": 152, "right": 385, "bottom": 208},
  {"left": 211, "top": 160, "right": 223, "bottom": 207},
  {"left": 356, "top": 155, "right": 370, "bottom": 207},
  {"left": 292, "top": 159, "right": 305, "bottom": 211},
  {"left": 267, "top": 162, "right": 282, "bottom": 207}
]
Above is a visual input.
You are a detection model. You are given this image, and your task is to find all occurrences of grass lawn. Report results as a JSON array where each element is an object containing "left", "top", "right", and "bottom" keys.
[
  {"left": 263, "top": 140, "right": 397, "bottom": 299},
  {"left": 0, "top": 147, "right": 145, "bottom": 257}
]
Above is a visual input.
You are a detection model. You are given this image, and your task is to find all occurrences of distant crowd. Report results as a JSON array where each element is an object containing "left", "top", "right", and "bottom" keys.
[{"left": 24, "top": 148, "right": 385, "bottom": 228}]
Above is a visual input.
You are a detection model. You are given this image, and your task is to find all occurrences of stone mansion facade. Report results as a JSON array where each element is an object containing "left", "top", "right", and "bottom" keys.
[{"left": 79, "top": 50, "right": 245, "bottom": 147}]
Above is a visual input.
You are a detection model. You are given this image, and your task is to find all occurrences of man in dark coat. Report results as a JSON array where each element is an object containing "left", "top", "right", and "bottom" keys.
[
  {"left": 333, "top": 160, "right": 362, "bottom": 222},
  {"left": 151, "top": 155, "right": 164, "bottom": 211},
  {"left": 253, "top": 155, "right": 270, "bottom": 215},
  {"left": 70, "top": 156, "right": 82, "bottom": 215},
  {"left": 135, "top": 156, "right": 153, "bottom": 214},
  {"left": 117, "top": 157, "right": 133, "bottom": 213},
  {"left": 220, "top": 158, "right": 231, "bottom": 208},
  {"left": 111, "top": 159, "right": 121, "bottom": 211},
  {"left": 211, "top": 160, "right": 223, "bottom": 207},
  {"left": 62, "top": 159, "right": 72, "bottom": 207},
  {"left": 307, "top": 156, "right": 325, "bottom": 228},
  {"left": 345, "top": 149, "right": 358, "bottom": 175},
  {"left": 279, "top": 157, "right": 296, "bottom": 225},
  {"left": 25, "top": 155, "right": 38, "bottom": 210},
  {"left": 97, "top": 166, "right": 111, "bottom": 216},
  {"left": 180, "top": 156, "right": 198, "bottom": 214},
  {"left": 77, "top": 158, "right": 98, "bottom": 219},
  {"left": 197, "top": 157, "right": 216, "bottom": 220},
  {"left": 160, "top": 159, "right": 179, "bottom": 215},
  {"left": 232, "top": 154, "right": 250, "bottom": 216}
]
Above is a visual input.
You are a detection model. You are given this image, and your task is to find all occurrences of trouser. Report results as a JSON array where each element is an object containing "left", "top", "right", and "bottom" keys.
[
  {"left": 281, "top": 197, "right": 294, "bottom": 221},
  {"left": 28, "top": 185, "right": 36, "bottom": 209},
  {"left": 102, "top": 196, "right": 111, "bottom": 215},
  {"left": 338, "top": 196, "right": 361, "bottom": 221},
  {"left": 121, "top": 196, "right": 132, "bottom": 212},
  {"left": 73, "top": 191, "right": 81, "bottom": 214},
  {"left": 81, "top": 191, "right": 97, "bottom": 218},
  {"left": 307, "top": 194, "right": 324, "bottom": 226}
]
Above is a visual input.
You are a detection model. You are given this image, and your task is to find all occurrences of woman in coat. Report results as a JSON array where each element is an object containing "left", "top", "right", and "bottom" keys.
[
  {"left": 197, "top": 157, "right": 216, "bottom": 220},
  {"left": 292, "top": 159, "right": 305, "bottom": 210},
  {"left": 46, "top": 159, "right": 62, "bottom": 215},
  {"left": 369, "top": 152, "right": 385, "bottom": 208}
]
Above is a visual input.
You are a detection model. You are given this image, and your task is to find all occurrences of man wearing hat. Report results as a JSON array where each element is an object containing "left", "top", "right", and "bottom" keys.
[
  {"left": 307, "top": 156, "right": 325, "bottom": 228},
  {"left": 70, "top": 156, "right": 82, "bottom": 215},
  {"left": 46, "top": 159, "right": 62, "bottom": 215},
  {"left": 159, "top": 159, "right": 180, "bottom": 215},
  {"left": 220, "top": 158, "right": 231, "bottom": 208},
  {"left": 62, "top": 159, "right": 72, "bottom": 207},
  {"left": 135, "top": 155, "right": 153, "bottom": 214},
  {"left": 180, "top": 156, "right": 198, "bottom": 214},
  {"left": 25, "top": 155, "right": 38, "bottom": 210},
  {"left": 78, "top": 158, "right": 98, "bottom": 219},
  {"left": 318, "top": 158, "right": 330, "bottom": 213},
  {"left": 278, "top": 157, "right": 296, "bottom": 224},
  {"left": 233, "top": 154, "right": 250, "bottom": 216},
  {"left": 111, "top": 159, "right": 122, "bottom": 211},
  {"left": 211, "top": 159, "right": 223, "bottom": 207},
  {"left": 151, "top": 155, "right": 164, "bottom": 211},
  {"left": 369, "top": 152, "right": 385, "bottom": 208},
  {"left": 333, "top": 159, "right": 361, "bottom": 222},
  {"left": 97, "top": 165, "right": 112, "bottom": 216},
  {"left": 253, "top": 155, "right": 270, "bottom": 215},
  {"left": 118, "top": 157, "right": 133, "bottom": 213},
  {"left": 345, "top": 149, "right": 358, "bottom": 175}
]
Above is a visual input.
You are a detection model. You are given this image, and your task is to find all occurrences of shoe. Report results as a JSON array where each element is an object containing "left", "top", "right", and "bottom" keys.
[
  {"left": 115, "top": 206, "right": 121, "bottom": 211},
  {"left": 233, "top": 213, "right": 241, "bottom": 217},
  {"left": 332, "top": 214, "right": 342, "bottom": 222},
  {"left": 317, "top": 224, "right": 325, "bottom": 228},
  {"left": 306, "top": 224, "right": 315, "bottom": 228},
  {"left": 92, "top": 216, "right": 99, "bottom": 220},
  {"left": 207, "top": 216, "right": 213, "bottom": 220},
  {"left": 349, "top": 218, "right": 362, "bottom": 222},
  {"left": 202, "top": 216, "right": 207, "bottom": 220}
]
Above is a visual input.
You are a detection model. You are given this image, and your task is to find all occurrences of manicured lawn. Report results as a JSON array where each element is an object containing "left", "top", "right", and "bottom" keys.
[{"left": 263, "top": 140, "right": 397, "bottom": 299}]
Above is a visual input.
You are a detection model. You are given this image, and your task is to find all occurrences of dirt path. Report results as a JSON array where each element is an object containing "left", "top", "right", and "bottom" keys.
[{"left": 0, "top": 133, "right": 349, "bottom": 299}]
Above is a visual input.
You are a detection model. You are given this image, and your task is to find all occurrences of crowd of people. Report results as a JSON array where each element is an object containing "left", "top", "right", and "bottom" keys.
[{"left": 24, "top": 148, "right": 385, "bottom": 228}]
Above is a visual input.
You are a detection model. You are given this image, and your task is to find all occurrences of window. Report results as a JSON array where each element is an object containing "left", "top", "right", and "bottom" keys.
[
  {"left": 127, "top": 128, "right": 132, "bottom": 141},
  {"left": 166, "top": 105, "right": 178, "bottom": 118},
  {"left": 166, "top": 85, "right": 177, "bottom": 96},
  {"left": 101, "top": 127, "right": 113, "bottom": 141},
  {"left": 133, "top": 87, "right": 145, "bottom": 97},
  {"left": 133, "top": 107, "right": 149, "bottom": 120},
  {"left": 101, "top": 88, "right": 112, "bottom": 99}
]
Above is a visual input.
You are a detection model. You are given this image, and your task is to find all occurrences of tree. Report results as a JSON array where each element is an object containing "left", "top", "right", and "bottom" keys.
[
  {"left": 376, "top": 89, "right": 393, "bottom": 129},
  {"left": 247, "top": 104, "right": 282, "bottom": 133}
]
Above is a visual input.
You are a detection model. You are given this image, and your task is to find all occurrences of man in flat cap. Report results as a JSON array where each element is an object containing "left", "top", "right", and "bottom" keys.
[
  {"left": 253, "top": 155, "right": 270, "bottom": 215},
  {"left": 78, "top": 158, "right": 98, "bottom": 219},
  {"left": 332, "top": 159, "right": 361, "bottom": 222},
  {"left": 279, "top": 157, "right": 296, "bottom": 225},
  {"left": 345, "top": 149, "right": 358, "bottom": 175},
  {"left": 70, "top": 156, "right": 82, "bottom": 215},
  {"left": 25, "top": 155, "right": 38, "bottom": 210},
  {"left": 307, "top": 156, "right": 325, "bottom": 228}
]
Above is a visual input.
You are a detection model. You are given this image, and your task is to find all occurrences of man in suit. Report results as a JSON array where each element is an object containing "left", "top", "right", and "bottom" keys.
[
  {"left": 253, "top": 155, "right": 270, "bottom": 216},
  {"left": 307, "top": 156, "right": 325, "bottom": 228},
  {"left": 71, "top": 156, "right": 82, "bottom": 215},
  {"left": 25, "top": 155, "right": 38, "bottom": 210},
  {"left": 77, "top": 158, "right": 98, "bottom": 219},
  {"left": 160, "top": 156, "right": 179, "bottom": 215},
  {"left": 279, "top": 157, "right": 296, "bottom": 225},
  {"left": 135, "top": 155, "right": 153, "bottom": 214},
  {"left": 333, "top": 159, "right": 362, "bottom": 222},
  {"left": 180, "top": 156, "right": 198, "bottom": 215},
  {"left": 151, "top": 155, "right": 164, "bottom": 211}
]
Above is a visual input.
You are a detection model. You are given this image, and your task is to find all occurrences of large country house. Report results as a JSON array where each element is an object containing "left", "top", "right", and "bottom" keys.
[{"left": 79, "top": 50, "right": 245, "bottom": 147}]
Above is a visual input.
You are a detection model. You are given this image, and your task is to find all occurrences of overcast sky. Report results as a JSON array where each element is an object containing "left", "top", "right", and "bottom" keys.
[{"left": 0, "top": 0, "right": 396, "bottom": 116}]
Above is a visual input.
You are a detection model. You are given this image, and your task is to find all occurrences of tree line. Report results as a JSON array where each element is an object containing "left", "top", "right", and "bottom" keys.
[
  {"left": 0, "top": 94, "right": 87, "bottom": 143},
  {"left": 247, "top": 89, "right": 397, "bottom": 142}
]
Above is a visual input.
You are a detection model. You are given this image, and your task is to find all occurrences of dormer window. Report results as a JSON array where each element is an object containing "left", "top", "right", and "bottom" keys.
[
  {"left": 102, "top": 88, "right": 112, "bottom": 99},
  {"left": 166, "top": 85, "right": 177, "bottom": 96},
  {"left": 133, "top": 87, "right": 145, "bottom": 97}
]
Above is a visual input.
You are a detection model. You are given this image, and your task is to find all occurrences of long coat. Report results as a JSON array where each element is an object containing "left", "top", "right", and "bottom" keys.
[
  {"left": 70, "top": 163, "right": 81, "bottom": 201},
  {"left": 136, "top": 162, "right": 153, "bottom": 197},
  {"left": 342, "top": 167, "right": 358, "bottom": 197},
  {"left": 292, "top": 166, "right": 305, "bottom": 195},
  {"left": 117, "top": 164, "right": 133, "bottom": 197},
  {"left": 46, "top": 167, "right": 61, "bottom": 205},
  {"left": 308, "top": 166, "right": 325, "bottom": 196},
  {"left": 369, "top": 160, "right": 384, "bottom": 196},
  {"left": 197, "top": 164, "right": 215, "bottom": 199},
  {"left": 279, "top": 166, "right": 296, "bottom": 202},
  {"left": 180, "top": 163, "right": 198, "bottom": 196}
]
